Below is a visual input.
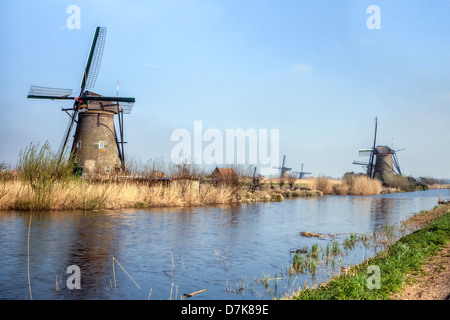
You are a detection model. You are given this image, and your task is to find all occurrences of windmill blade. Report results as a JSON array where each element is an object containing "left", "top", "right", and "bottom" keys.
[
  {"left": 57, "top": 100, "right": 80, "bottom": 162},
  {"left": 27, "top": 85, "right": 74, "bottom": 100},
  {"left": 56, "top": 112, "right": 76, "bottom": 160},
  {"left": 116, "top": 101, "right": 134, "bottom": 114},
  {"left": 358, "top": 149, "right": 373, "bottom": 157},
  {"left": 353, "top": 161, "right": 369, "bottom": 166},
  {"left": 80, "top": 27, "right": 107, "bottom": 93},
  {"left": 372, "top": 117, "right": 378, "bottom": 149},
  {"left": 113, "top": 123, "right": 123, "bottom": 167},
  {"left": 368, "top": 153, "right": 376, "bottom": 178},
  {"left": 368, "top": 117, "right": 378, "bottom": 178},
  {"left": 281, "top": 155, "right": 286, "bottom": 168},
  {"left": 392, "top": 153, "right": 402, "bottom": 175}
]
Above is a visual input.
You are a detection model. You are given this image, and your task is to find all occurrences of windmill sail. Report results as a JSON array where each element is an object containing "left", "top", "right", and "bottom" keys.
[
  {"left": 353, "top": 160, "right": 369, "bottom": 166},
  {"left": 58, "top": 27, "right": 107, "bottom": 161},
  {"left": 81, "top": 27, "right": 107, "bottom": 91},
  {"left": 358, "top": 149, "right": 373, "bottom": 157},
  {"left": 115, "top": 101, "right": 134, "bottom": 114},
  {"left": 58, "top": 101, "right": 81, "bottom": 162},
  {"left": 27, "top": 85, "right": 74, "bottom": 100},
  {"left": 56, "top": 114, "right": 76, "bottom": 160}
]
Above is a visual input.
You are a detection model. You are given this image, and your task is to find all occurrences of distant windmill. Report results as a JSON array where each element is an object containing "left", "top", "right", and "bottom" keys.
[
  {"left": 273, "top": 155, "right": 292, "bottom": 178},
  {"left": 27, "top": 27, "right": 135, "bottom": 178},
  {"left": 292, "top": 163, "right": 312, "bottom": 179},
  {"left": 353, "top": 117, "right": 402, "bottom": 179},
  {"left": 251, "top": 166, "right": 261, "bottom": 192}
]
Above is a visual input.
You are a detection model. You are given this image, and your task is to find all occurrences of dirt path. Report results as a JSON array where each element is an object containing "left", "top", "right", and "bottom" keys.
[{"left": 392, "top": 243, "right": 450, "bottom": 300}]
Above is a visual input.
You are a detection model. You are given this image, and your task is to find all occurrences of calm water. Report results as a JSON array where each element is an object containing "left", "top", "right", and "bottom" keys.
[{"left": 0, "top": 189, "right": 449, "bottom": 300}]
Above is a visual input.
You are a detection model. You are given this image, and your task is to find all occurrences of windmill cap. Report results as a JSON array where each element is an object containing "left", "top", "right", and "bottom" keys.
[{"left": 376, "top": 146, "right": 393, "bottom": 154}]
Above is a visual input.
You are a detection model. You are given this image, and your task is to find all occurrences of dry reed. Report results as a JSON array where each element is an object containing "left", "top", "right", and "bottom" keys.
[
  {"left": 343, "top": 175, "right": 382, "bottom": 195},
  {"left": 311, "top": 175, "right": 382, "bottom": 196},
  {"left": 0, "top": 179, "right": 250, "bottom": 210},
  {"left": 312, "top": 176, "right": 334, "bottom": 195}
]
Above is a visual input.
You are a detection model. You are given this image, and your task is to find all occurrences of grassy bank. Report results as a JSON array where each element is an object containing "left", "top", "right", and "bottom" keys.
[
  {"left": 1, "top": 142, "right": 439, "bottom": 211},
  {"left": 0, "top": 178, "right": 325, "bottom": 211},
  {"left": 0, "top": 176, "right": 385, "bottom": 211},
  {"left": 288, "top": 203, "right": 450, "bottom": 300},
  {"left": 0, "top": 142, "right": 386, "bottom": 211}
]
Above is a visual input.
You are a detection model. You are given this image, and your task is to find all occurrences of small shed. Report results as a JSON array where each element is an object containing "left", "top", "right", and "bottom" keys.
[{"left": 211, "top": 167, "right": 237, "bottom": 182}]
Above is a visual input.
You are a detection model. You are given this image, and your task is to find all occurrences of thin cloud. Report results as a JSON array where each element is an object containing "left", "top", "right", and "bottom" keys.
[{"left": 293, "top": 63, "right": 313, "bottom": 73}]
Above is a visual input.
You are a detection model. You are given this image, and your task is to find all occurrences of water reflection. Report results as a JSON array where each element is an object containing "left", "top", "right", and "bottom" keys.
[{"left": 0, "top": 189, "right": 448, "bottom": 300}]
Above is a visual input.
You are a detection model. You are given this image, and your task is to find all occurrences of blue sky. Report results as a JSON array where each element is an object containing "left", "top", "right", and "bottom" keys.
[{"left": 0, "top": 0, "right": 449, "bottom": 178}]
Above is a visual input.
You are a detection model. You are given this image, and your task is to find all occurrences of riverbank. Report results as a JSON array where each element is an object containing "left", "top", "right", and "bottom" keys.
[
  {"left": 0, "top": 174, "right": 443, "bottom": 211},
  {"left": 1, "top": 142, "right": 441, "bottom": 211},
  {"left": 0, "top": 178, "right": 324, "bottom": 211},
  {"left": 392, "top": 242, "right": 450, "bottom": 300},
  {"left": 287, "top": 203, "right": 450, "bottom": 300}
]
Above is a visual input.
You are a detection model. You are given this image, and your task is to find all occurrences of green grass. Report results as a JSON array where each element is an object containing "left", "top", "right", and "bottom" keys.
[{"left": 291, "top": 209, "right": 450, "bottom": 300}]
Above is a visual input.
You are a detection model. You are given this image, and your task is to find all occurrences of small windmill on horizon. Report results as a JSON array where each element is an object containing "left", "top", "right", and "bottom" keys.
[
  {"left": 292, "top": 163, "right": 311, "bottom": 179},
  {"left": 273, "top": 155, "right": 292, "bottom": 178},
  {"left": 27, "top": 27, "right": 135, "bottom": 178}
]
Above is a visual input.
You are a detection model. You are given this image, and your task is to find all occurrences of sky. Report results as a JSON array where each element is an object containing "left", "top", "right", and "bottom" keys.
[{"left": 0, "top": 0, "right": 449, "bottom": 178}]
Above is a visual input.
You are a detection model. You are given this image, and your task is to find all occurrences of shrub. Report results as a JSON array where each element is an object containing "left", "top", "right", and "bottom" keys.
[
  {"left": 271, "top": 193, "right": 284, "bottom": 202},
  {"left": 383, "top": 174, "right": 413, "bottom": 191},
  {"left": 312, "top": 176, "right": 333, "bottom": 195}
]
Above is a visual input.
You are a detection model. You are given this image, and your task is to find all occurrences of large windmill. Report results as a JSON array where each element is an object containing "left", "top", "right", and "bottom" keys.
[
  {"left": 27, "top": 27, "right": 135, "bottom": 178},
  {"left": 273, "top": 155, "right": 292, "bottom": 178},
  {"left": 353, "top": 117, "right": 402, "bottom": 179}
]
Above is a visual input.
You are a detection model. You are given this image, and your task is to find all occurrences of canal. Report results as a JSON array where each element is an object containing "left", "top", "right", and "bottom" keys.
[{"left": 0, "top": 189, "right": 449, "bottom": 300}]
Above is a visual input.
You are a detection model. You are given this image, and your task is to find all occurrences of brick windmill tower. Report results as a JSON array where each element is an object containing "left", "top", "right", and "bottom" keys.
[{"left": 27, "top": 27, "right": 135, "bottom": 178}]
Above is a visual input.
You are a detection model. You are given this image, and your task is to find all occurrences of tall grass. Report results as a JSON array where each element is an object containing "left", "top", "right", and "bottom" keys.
[
  {"left": 0, "top": 177, "right": 246, "bottom": 210},
  {"left": 312, "top": 175, "right": 382, "bottom": 196},
  {"left": 16, "top": 142, "right": 76, "bottom": 210},
  {"left": 312, "top": 176, "right": 334, "bottom": 195},
  {"left": 338, "top": 175, "right": 382, "bottom": 195}
]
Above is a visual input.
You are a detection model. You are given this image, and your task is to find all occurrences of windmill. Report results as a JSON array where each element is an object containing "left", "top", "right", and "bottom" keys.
[
  {"left": 251, "top": 166, "right": 261, "bottom": 192},
  {"left": 273, "top": 155, "right": 292, "bottom": 178},
  {"left": 292, "top": 163, "right": 311, "bottom": 179},
  {"left": 27, "top": 27, "right": 135, "bottom": 178},
  {"left": 353, "top": 117, "right": 402, "bottom": 179}
]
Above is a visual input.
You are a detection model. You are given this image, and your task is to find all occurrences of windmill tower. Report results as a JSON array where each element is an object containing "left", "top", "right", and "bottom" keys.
[
  {"left": 273, "top": 155, "right": 292, "bottom": 178},
  {"left": 27, "top": 27, "right": 135, "bottom": 178},
  {"left": 353, "top": 117, "right": 402, "bottom": 179}
]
